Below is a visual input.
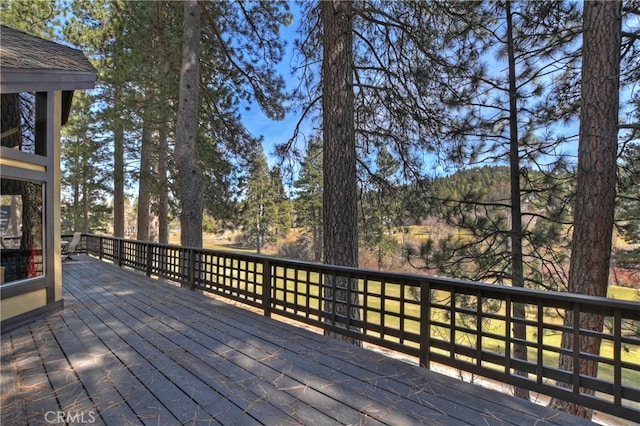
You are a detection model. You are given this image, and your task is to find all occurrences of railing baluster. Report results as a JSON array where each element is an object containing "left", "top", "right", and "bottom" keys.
[
  {"left": 537, "top": 301, "right": 544, "bottom": 384},
  {"left": 450, "top": 287, "right": 456, "bottom": 360},
  {"left": 146, "top": 242, "right": 153, "bottom": 277},
  {"left": 476, "top": 289, "right": 482, "bottom": 367},
  {"left": 188, "top": 248, "right": 196, "bottom": 291},
  {"left": 505, "top": 294, "right": 512, "bottom": 376},
  {"left": 613, "top": 308, "right": 622, "bottom": 407},
  {"left": 262, "top": 259, "right": 272, "bottom": 318},
  {"left": 118, "top": 238, "right": 124, "bottom": 267},
  {"left": 572, "top": 304, "right": 581, "bottom": 394},
  {"left": 419, "top": 280, "right": 430, "bottom": 369}
]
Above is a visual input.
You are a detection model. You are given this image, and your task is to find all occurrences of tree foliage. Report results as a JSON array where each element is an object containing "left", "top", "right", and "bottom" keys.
[
  {"left": 60, "top": 93, "right": 111, "bottom": 233},
  {"left": 59, "top": 0, "right": 291, "bottom": 241},
  {"left": 240, "top": 148, "right": 289, "bottom": 254},
  {"left": 0, "top": 0, "right": 63, "bottom": 38},
  {"left": 402, "top": 1, "right": 582, "bottom": 300},
  {"left": 293, "top": 138, "right": 323, "bottom": 261},
  {"left": 360, "top": 146, "right": 403, "bottom": 270},
  {"left": 4, "top": 0, "right": 636, "bottom": 284}
]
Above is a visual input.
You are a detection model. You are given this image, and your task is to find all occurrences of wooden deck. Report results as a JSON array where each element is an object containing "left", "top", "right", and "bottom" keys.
[{"left": 1, "top": 256, "right": 594, "bottom": 425}]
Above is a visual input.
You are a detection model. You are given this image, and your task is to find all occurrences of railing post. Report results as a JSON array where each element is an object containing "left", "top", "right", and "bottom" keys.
[
  {"left": 99, "top": 236, "right": 104, "bottom": 260},
  {"left": 613, "top": 308, "right": 622, "bottom": 407},
  {"left": 188, "top": 248, "right": 196, "bottom": 291},
  {"left": 118, "top": 238, "right": 124, "bottom": 267},
  {"left": 146, "top": 242, "right": 153, "bottom": 277},
  {"left": 419, "top": 280, "right": 431, "bottom": 369},
  {"left": 262, "top": 259, "right": 272, "bottom": 318},
  {"left": 571, "top": 304, "right": 581, "bottom": 393}
]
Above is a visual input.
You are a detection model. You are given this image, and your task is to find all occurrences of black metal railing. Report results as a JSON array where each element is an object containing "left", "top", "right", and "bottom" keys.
[{"left": 78, "top": 234, "right": 640, "bottom": 421}]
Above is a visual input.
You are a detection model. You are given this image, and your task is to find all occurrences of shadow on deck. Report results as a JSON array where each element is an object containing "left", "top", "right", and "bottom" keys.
[{"left": 1, "top": 256, "right": 593, "bottom": 425}]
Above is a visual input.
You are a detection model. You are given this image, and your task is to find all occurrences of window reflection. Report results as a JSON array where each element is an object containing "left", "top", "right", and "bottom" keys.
[
  {"left": 0, "top": 178, "right": 44, "bottom": 284},
  {"left": 1, "top": 92, "right": 39, "bottom": 155}
]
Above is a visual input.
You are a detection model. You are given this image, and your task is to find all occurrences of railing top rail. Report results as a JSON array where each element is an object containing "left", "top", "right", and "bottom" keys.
[{"left": 85, "top": 233, "right": 640, "bottom": 312}]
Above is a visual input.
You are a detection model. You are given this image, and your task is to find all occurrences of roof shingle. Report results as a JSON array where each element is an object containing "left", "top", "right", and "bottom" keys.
[
  {"left": 0, "top": 25, "right": 96, "bottom": 93},
  {"left": 0, "top": 25, "right": 95, "bottom": 73}
]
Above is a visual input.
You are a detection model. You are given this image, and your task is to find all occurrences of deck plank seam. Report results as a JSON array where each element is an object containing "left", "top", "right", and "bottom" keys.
[
  {"left": 64, "top": 277, "right": 260, "bottom": 425},
  {"left": 65, "top": 276, "right": 340, "bottom": 426},
  {"left": 79, "top": 262, "right": 576, "bottom": 426},
  {"left": 116, "top": 278, "right": 521, "bottom": 425},
  {"left": 71, "top": 266, "right": 484, "bottom": 426},
  {"left": 50, "top": 304, "right": 148, "bottom": 425}
]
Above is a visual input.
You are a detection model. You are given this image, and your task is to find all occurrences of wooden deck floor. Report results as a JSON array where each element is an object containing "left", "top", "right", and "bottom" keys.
[{"left": 1, "top": 256, "right": 593, "bottom": 425}]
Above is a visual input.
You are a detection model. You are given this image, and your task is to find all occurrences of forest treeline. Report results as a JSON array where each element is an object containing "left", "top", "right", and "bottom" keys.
[{"left": 259, "top": 162, "right": 640, "bottom": 291}]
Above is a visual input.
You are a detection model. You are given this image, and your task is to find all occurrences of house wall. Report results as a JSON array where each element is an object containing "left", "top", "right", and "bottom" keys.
[
  {"left": 1, "top": 91, "right": 63, "bottom": 333},
  {"left": 1, "top": 289, "right": 47, "bottom": 320}
]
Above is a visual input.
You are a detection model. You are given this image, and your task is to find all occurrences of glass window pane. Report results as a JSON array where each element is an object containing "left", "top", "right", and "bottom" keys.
[
  {"left": 1, "top": 178, "right": 45, "bottom": 284},
  {"left": 1, "top": 92, "right": 45, "bottom": 156}
]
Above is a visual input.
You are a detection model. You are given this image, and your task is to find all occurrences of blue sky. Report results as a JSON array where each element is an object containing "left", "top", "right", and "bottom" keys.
[{"left": 240, "top": 2, "right": 310, "bottom": 168}]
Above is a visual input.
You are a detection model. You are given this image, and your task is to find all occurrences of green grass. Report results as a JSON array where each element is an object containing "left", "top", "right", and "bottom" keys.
[{"left": 609, "top": 285, "right": 640, "bottom": 301}]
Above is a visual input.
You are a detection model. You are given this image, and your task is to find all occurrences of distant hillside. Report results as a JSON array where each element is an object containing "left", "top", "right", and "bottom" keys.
[{"left": 431, "top": 165, "right": 511, "bottom": 202}]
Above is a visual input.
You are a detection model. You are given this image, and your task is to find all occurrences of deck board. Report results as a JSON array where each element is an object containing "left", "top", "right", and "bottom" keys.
[
  {"left": 1, "top": 333, "right": 28, "bottom": 423},
  {"left": 1, "top": 256, "right": 594, "bottom": 425},
  {"left": 64, "top": 278, "right": 249, "bottom": 425}
]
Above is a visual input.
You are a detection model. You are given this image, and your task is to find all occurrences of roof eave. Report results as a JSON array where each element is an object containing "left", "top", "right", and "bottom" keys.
[{"left": 0, "top": 68, "right": 97, "bottom": 93}]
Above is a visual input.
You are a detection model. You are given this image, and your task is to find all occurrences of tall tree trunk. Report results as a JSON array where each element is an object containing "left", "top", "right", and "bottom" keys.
[
  {"left": 314, "top": 219, "right": 322, "bottom": 263},
  {"left": 73, "top": 179, "right": 80, "bottom": 230},
  {"left": 113, "top": 88, "right": 125, "bottom": 238},
  {"left": 81, "top": 162, "right": 90, "bottom": 233},
  {"left": 256, "top": 196, "right": 263, "bottom": 255},
  {"left": 158, "top": 125, "right": 169, "bottom": 244},
  {"left": 137, "top": 105, "right": 154, "bottom": 242},
  {"left": 552, "top": 1, "right": 622, "bottom": 419},
  {"left": 175, "top": 0, "right": 202, "bottom": 249},
  {"left": 505, "top": 0, "right": 529, "bottom": 401},
  {"left": 321, "top": 0, "right": 361, "bottom": 345}
]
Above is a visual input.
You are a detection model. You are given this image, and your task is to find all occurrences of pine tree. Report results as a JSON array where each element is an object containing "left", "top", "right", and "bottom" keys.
[
  {"left": 61, "top": 93, "right": 111, "bottom": 233},
  {"left": 185, "top": 0, "right": 291, "bottom": 240},
  {"left": 360, "top": 146, "right": 402, "bottom": 270},
  {"left": 554, "top": 2, "right": 623, "bottom": 419},
  {"left": 614, "top": 142, "right": 640, "bottom": 273},
  {"left": 614, "top": 1, "right": 640, "bottom": 273},
  {"left": 65, "top": 0, "right": 141, "bottom": 238},
  {"left": 240, "top": 148, "right": 283, "bottom": 254},
  {"left": 291, "top": 0, "right": 489, "bottom": 344},
  {"left": 320, "top": 0, "right": 361, "bottom": 344},
  {"left": 420, "top": 1, "right": 582, "bottom": 287},
  {"left": 293, "top": 139, "right": 324, "bottom": 262},
  {"left": 269, "top": 166, "right": 294, "bottom": 240},
  {"left": 64, "top": 1, "right": 292, "bottom": 244},
  {"left": 175, "top": 0, "right": 202, "bottom": 248},
  {"left": 0, "top": 1, "right": 64, "bottom": 38}
]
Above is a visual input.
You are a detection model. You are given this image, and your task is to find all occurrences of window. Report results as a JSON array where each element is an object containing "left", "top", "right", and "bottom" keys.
[
  {"left": 0, "top": 92, "right": 46, "bottom": 156},
  {"left": 0, "top": 178, "right": 45, "bottom": 284}
]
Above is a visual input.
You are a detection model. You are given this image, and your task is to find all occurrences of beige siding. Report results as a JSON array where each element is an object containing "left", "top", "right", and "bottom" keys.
[
  {"left": 53, "top": 91, "right": 63, "bottom": 301},
  {"left": 1, "top": 289, "right": 47, "bottom": 320}
]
